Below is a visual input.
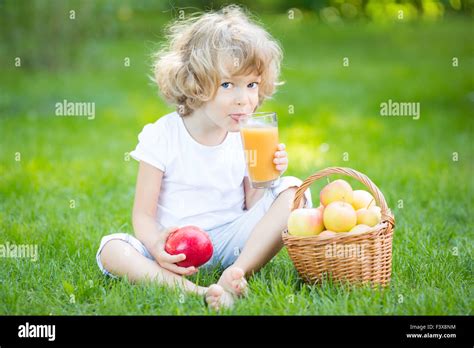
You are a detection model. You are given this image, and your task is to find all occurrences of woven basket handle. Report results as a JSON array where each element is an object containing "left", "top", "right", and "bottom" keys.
[{"left": 292, "top": 167, "right": 395, "bottom": 228}]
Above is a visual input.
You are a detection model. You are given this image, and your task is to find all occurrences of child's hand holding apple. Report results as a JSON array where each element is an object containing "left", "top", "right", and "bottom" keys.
[
  {"left": 164, "top": 226, "right": 213, "bottom": 269},
  {"left": 152, "top": 226, "right": 199, "bottom": 276}
]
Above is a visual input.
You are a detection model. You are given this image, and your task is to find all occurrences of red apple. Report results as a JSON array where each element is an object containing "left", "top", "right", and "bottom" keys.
[{"left": 165, "top": 226, "right": 213, "bottom": 268}]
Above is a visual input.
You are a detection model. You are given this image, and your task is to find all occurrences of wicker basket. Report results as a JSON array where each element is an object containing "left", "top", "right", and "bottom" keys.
[{"left": 282, "top": 167, "right": 396, "bottom": 287}]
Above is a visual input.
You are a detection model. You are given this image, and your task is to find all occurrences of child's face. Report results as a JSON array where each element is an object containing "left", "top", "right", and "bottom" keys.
[{"left": 200, "top": 73, "right": 261, "bottom": 132}]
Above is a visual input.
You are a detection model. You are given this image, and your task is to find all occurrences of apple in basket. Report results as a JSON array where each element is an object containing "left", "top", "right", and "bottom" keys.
[
  {"left": 165, "top": 226, "right": 213, "bottom": 268},
  {"left": 323, "top": 201, "right": 357, "bottom": 232},
  {"left": 320, "top": 179, "right": 353, "bottom": 206},
  {"left": 318, "top": 230, "right": 337, "bottom": 238},
  {"left": 352, "top": 190, "right": 376, "bottom": 210},
  {"left": 348, "top": 224, "right": 371, "bottom": 235},
  {"left": 356, "top": 206, "right": 382, "bottom": 227},
  {"left": 287, "top": 206, "right": 325, "bottom": 236}
]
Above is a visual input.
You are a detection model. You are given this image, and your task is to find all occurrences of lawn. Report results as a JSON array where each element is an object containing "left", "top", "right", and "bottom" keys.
[{"left": 0, "top": 13, "right": 472, "bottom": 315}]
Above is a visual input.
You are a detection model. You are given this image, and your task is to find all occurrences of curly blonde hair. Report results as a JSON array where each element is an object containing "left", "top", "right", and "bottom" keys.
[{"left": 153, "top": 5, "right": 283, "bottom": 116}]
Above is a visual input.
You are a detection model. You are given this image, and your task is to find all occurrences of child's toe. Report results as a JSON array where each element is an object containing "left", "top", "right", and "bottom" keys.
[
  {"left": 230, "top": 267, "right": 245, "bottom": 280},
  {"left": 207, "top": 284, "right": 223, "bottom": 297}
]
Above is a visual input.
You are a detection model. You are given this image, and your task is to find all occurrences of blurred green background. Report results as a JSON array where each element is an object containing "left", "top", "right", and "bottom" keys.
[{"left": 0, "top": 0, "right": 472, "bottom": 315}]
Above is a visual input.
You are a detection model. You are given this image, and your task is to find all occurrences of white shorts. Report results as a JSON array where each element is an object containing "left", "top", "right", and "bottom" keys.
[{"left": 96, "top": 176, "right": 313, "bottom": 277}]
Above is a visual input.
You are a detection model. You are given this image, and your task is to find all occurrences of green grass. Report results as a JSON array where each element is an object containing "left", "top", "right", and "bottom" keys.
[{"left": 0, "top": 15, "right": 473, "bottom": 315}]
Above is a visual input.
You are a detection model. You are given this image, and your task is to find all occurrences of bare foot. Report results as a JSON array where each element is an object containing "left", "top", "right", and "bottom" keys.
[
  {"left": 204, "top": 266, "right": 248, "bottom": 310},
  {"left": 217, "top": 266, "right": 248, "bottom": 297},
  {"left": 205, "top": 284, "right": 235, "bottom": 310}
]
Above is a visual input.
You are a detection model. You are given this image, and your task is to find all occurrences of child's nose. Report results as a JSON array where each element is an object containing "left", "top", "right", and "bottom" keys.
[{"left": 234, "top": 89, "right": 250, "bottom": 106}]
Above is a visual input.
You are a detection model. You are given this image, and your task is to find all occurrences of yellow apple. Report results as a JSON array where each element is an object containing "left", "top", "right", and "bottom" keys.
[
  {"left": 323, "top": 201, "right": 357, "bottom": 232},
  {"left": 287, "top": 206, "right": 325, "bottom": 236},
  {"left": 371, "top": 206, "right": 382, "bottom": 216},
  {"left": 356, "top": 207, "right": 381, "bottom": 227},
  {"left": 348, "top": 224, "right": 371, "bottom": 235},
  {"left": 320, "top": 179, "right": 353, "bottom": 206},
  {"left": 352, "top": 190, "right": 375, "bottom": 210}
]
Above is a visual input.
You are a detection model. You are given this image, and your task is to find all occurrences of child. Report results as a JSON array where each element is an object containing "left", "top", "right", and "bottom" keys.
[{"left": 96, "top": 5, "right": 312, "bottom": 310}]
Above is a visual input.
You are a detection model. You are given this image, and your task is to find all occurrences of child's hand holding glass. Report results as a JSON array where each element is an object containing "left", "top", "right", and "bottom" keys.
[{"left": 273, "top": 143, "right": 288, "bottom": 174}]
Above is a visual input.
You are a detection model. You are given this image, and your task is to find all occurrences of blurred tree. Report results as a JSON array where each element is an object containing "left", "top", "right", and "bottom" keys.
[{"left": 1, "top": 0, "right": 472, "bottom": 71}]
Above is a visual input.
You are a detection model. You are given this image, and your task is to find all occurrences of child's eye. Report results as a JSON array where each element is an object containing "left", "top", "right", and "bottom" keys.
[
  {"left": 247, "top": 82, "right": 259, "bottom": 89},
  {"left": 221, "top": 82, "right": 233, "bottom": 89}
]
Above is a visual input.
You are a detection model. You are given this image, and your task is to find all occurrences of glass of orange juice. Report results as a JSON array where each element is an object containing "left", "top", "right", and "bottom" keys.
[{"left": 239, "top": 112, "right": 280, "bottom": 189}]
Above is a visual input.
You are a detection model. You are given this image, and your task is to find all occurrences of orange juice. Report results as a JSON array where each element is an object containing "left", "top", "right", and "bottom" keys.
[{"left": 240, "top": 125, "right": 280, "bottom": 184}]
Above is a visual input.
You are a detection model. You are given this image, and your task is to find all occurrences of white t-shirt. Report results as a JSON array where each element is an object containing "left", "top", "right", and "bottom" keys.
[{"left": 130, "top": 112, "right": 248, "bottom": 231}]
